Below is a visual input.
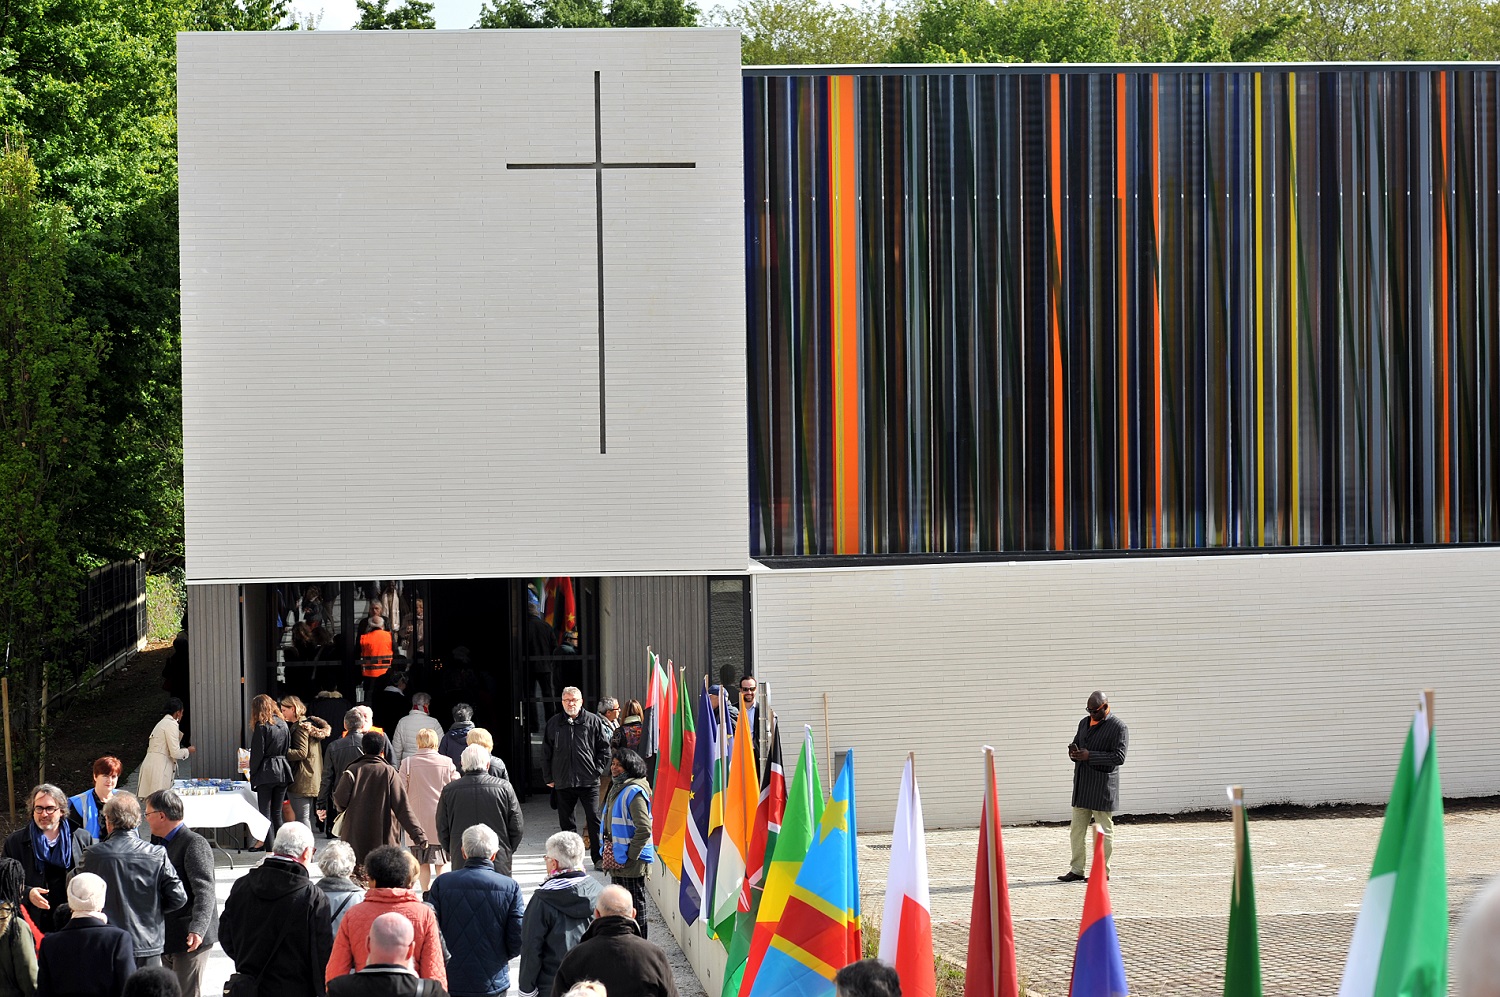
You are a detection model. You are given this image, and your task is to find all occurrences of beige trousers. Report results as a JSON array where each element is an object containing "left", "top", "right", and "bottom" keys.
[{"left": 1068, "top": 807, "right": 1115, "bottom": 876}]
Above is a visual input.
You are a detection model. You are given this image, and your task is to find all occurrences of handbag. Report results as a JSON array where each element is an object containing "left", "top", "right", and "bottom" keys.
[
  {"left": 223, "top": 887, "right": 307, "bottom": 996},
  {"left": 599, "top": 840, "right": 622, "bottom": 872},
  {"left": 331, "top": 810, "right": 346, "bottom": 837}
]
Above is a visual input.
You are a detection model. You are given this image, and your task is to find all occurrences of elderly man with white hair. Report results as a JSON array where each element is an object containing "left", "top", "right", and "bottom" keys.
[
  {"left": 221, "top": 822, "right": 334, "bottom": 997},
  {"left": 542, "top": 687, "right": 612, "bottom": 866},
  {"left": 435, "top": 745, "right": 523, "bottom": 875},
  {"left": 1458, "top": 875, "right": 1500, "bottom": 997},
  {"left": 553, "top": 884, "right": 677, "bottom": 997},
  {"left": 327, "top": 912, "right": 451, "bottom": 997},
  {"left": 427, "top": 825, "right": 525, "bottom": 997},
  {"left": 517, "top": 832, "right": 604, "bottom": 997},
  {"left": 391, "top": 692, "right": 444, "bottom": 768}
]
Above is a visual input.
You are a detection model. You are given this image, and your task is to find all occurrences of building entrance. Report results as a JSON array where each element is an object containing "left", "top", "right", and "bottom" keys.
[{"left": 265, "top": 576, "right": 598, "bottom": 799}]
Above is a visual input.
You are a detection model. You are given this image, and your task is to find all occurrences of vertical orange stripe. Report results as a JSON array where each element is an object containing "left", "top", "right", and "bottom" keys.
[
  {"left": 1438, "top": 72, "right": 1452, "bottom": 542},
  {"left": 1049, "top": 75, "right": 1066, "bottom": 551},
  {"left": 1117, "top": 73, "right": 1130, "bottom": 549},
  {"left": 1152, "top": 74, "right": 1163, "bottom": 547},
  {"left": 829, "top": 76, "right": 860, "bottom": 555}
]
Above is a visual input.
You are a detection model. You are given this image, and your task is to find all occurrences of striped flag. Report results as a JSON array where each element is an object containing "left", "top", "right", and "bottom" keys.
[
  {"left": 656, "top": 665, "right": 696, "bottom": 876},
  {"left": 645, "top": 650, "right": 665, "bottom": 759},
  {"left": 879, "top": 753, "right": 936, "bottom": 997},
  {"left": 680, "top": 684, "right": 717, "bottom": 925},
  {"left": 710, "top": 692, "right": 760, "bottom": 943},
  {"left": 1337, "top": 692, "right": 1447, "bottom": 997},
  {"left": 703, "top": 692, "right": 733, "bottom": 941},
  {"left": 1068, "top": 826, "right": 1127, "bottom": 997},
  {"left": 1224, "top": 786, "right": 1262, "bottom": 997},
  {"left": 723, "top": 721, "right": 786, "bottom": 997},
  {"left": 965, "top": 746, "right": 1019, "bottom": 997},
  {"left": 746, "top": 750, "right": 861, "bottom": 997},
  {"left": 739, "top": 726, "right": 823, "bottom": 997}
]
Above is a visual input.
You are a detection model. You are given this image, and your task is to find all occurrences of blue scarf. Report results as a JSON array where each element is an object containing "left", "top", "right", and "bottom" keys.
[{"left": 30, "top": 823, "right": 72, "bottom": 875}]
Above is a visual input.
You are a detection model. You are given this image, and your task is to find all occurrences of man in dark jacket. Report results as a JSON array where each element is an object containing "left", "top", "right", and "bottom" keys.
[
  {"left": 517, "top": 832, "right": 602, "bottom": 997},
  {"left": 327, "top": 913, "right": 450, "bottom": 997},
  {"left": 427, "top": 825, "right": 524, "bottom": 997},
  {"left": 81, "top": 793, "right": 187, "bottom": 967},
  {"left": 221, "top": 821, "right": 334, "bottom": 996},
  {"left": 36, "top": 873, "right": 135, "bottom": 997},
  {"left": 319, "top": 708, "right": 368, "bottom": 830},
  {"left": 145, "top": 789, "right": 219, "bottom": 996},
  {"left": 3, "top": 783, "right": 93, "bottom": 933},
  {"left": 439, "top": 704, "right": 477, "bottom": 770},
  {"left": 1059, "top": 690, "right": 1129, "bottom": 882},
  {"left": 541, "top": 688, "right": 611, "bottom": 865},
  {"left": 552, "top": 885, "right": 677, "bottom": 997},
  {"left": 435, "top": 747, "right": 524, "bottom": 875}
]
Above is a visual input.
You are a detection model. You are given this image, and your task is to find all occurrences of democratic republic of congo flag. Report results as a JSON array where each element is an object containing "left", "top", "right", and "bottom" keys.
[
  {"left": 655, "top": 664, "right": 695, "bottom": 875},
  {"left": 680, "top": 683, "right": 717, "bottom": 925},
  {"left": 723, "top": 721, "right": 786, "bottom": 997},
  {"left": 740, "top": 727, "right": 822, "bottom": 997},
  {"left": 1068, "top": 826, "right": 1127, "bottom": 997},
  {"left": 746, "top": 749, "right": 860, "bottom": 997}
]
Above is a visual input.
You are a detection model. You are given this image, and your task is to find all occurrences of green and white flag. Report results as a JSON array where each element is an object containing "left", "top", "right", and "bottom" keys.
[
  {"left": 1337, "top": 692, "right": 1447, "bottom": 997},
  {"left": 1223, "top": 786, "right": 1262, "bottom": 997}
]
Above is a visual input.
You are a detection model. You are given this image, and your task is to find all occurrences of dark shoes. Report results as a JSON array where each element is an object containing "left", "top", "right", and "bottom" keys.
[{"left": 1057, "top": 871, "right": 1086, "bottom": 882}]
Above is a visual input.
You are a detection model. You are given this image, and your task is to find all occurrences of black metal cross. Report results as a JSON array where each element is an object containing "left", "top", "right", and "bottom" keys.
[{"left": 507, "top": 71, "right": 695, "bottom": 455}]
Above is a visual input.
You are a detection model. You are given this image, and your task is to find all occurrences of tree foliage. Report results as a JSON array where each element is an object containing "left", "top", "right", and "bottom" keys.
[
  {"left": 476, "top": 0, "right": 697, "bottom": 29},
  {"left": 711, "top": 0, "right": 909, "bottom": 64},
  {"left": 0, "top": 144, "right": 106, "bottom": 778},
  {"left": 355, "top": 0, "right": 438, "bottom": 29}
]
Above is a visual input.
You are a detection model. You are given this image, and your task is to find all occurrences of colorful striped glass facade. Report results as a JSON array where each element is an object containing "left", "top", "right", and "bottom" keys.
[{"left": 746, "top": 68, "right": 1500, "bottom": 557}]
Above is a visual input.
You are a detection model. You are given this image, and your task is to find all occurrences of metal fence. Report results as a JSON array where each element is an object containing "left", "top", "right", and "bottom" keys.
[{"left": 78, "top": 559, "right": 147, "bottom": 672}]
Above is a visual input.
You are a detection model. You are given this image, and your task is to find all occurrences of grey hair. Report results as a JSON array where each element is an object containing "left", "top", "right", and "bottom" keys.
[
  {"left": 273, "top": 820, "right": 315, "bottom": 859},
  {"left": 560, "top": 686, "right": 582, "bottom": 699},
  {"left": 459, "top": 744, "right": 491, "bottom": 774},
  {"left": 101, "top": 792, "right": 141, "bottom": 830},
  {"left": 412, "top": 692, "right": 432, "bottom": 708},
  {"left": 343, "top": 708, "right": 365, "bottom": 732},
  {"left": 546, "top": 831, "right": 587, "bottom": 870},
  {"left": 462, "top": 824, "right": 500, "bottom": 860},
  {"left": 316, "top": 840, "right": 357, "bottom": 878},
  {"left": 30, "top": 784, "right": 69, "bottom": 818},
  {"left": 597, "top": 698, "right": 618, "bottom": 714}
]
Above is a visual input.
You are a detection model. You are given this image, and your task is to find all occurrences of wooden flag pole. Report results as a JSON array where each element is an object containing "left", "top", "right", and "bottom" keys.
[
  {"left": 2, "top": 678, "right": 12, "bottom": 824},
  {"left": 1424, "top": 687, "right": 1435, "bottom": 726},
  {"left": 982, "top": 745, "right": 1002, "bottom": 996},
  {"left": 822, "top": 692, "right": 833, "bottom": 783}
]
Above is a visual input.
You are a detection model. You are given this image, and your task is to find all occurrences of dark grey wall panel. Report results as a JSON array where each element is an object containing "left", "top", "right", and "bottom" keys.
[
  {"left": 185, "top": 584, "right": 243, "bottom": 781},
  {"left": 600, "top": 577, "right": 709, "bottom": 711}
]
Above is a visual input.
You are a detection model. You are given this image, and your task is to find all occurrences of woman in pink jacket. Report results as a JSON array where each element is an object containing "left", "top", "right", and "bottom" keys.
[
  {"left": 326, "top": 846, "right": 446, "bottom": 988},
  {"left": 397, "top": 726, "right": 458, "bottom": 890}
]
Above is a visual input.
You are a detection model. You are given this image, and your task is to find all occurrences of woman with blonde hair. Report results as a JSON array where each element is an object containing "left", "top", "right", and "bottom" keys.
[
  {"left": 247, "top": 694, "right": 293, "bottom": 851},
  {"left": 280, "top": 695, "right": 333, "bottom": 830},
  {"left": 398, "top": 726, "right": 458, "bottom": 889},
  {"left": 138, "top": 699, "right": 195, "bottom": 801}
]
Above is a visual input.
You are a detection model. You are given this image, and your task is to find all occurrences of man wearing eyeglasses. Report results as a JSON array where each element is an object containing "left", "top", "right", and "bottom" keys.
[
  {"left": 1058, "top": 690, "right": 1129, "bottom": 883},
  {"left": 2, "top": 784, "right": 94, "bottom": 932},
  {"left": 145, "top": 789, "right": 219, "bottom": 996}
]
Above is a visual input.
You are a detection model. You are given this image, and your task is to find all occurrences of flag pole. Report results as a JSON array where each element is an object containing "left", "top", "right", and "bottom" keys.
[
  {"left": 1228, "top": 785, "right": 1244, "bottom": 894},
  {"left": 983, "top": 745, "right": 1002, "bottom": 996},
  {"left": 822, "top": 693, "right": 833, "bottom": 787},
  {"left": 1423, "top": 687, "right": 1434, "bottom": 726}
]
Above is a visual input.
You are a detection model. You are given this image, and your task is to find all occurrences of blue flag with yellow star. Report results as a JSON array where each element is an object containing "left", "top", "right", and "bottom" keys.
[{"left": 746, "top": 750, "right": 861, "bottom": 997}]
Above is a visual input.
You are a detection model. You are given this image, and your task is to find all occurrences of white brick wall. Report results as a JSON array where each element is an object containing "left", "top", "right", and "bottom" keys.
[
  {"left": 178, "top": 30, "right": 747, "bottom": 584},
  {"left": 753, "top": 548, "right": 1500, "bottom": 830}
]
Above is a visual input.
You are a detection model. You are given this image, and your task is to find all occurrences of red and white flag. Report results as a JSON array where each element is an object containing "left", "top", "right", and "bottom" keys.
[
  {"left": 879, "top": 753, "right": 936, "bottom": 997},
  {"left": 964, "top": 746, "right": 1019, "bottom": 997}
]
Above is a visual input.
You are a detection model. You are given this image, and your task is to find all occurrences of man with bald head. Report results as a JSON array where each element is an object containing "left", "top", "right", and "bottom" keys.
[
  {"left": 1058, "top": 690, "right": 1129, "bottom": 883},
  {"left": 1457, "top": 875, "right": 1500, "bottom": 997},
  {"left": 327, "top": 912, "right": 450, "bottom": 996},
  {"left": 552, "top": 884, "right": 678, "bottom": 997}
]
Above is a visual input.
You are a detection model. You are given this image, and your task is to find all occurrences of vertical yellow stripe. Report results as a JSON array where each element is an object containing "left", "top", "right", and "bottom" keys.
[
  {"left": 830, "top": 80, "right": 844, "bottom": 550},
  {"left": 1254, "top": 74, "right": 1265, "bottom": 547},
  {"left": 1288, "top": 72, "right": 1299, "bottom": 546}
]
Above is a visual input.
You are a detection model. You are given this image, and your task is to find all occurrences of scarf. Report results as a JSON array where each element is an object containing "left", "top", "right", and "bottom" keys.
[{"left": 30, "top": 823, "right": 71, "bottom": 874}]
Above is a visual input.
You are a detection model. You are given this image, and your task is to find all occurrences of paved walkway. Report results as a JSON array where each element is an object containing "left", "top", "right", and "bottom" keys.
[
  {"left": 190, "top": 792, "right": 704, "bottom": 996},
  {"left": 856, "top": 803, "right": 1500, "bottom": 996}
]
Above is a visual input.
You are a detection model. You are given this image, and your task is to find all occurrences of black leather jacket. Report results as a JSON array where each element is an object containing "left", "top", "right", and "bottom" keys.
[{"left": 81, "top": 829, "right": 187, "bottom": 957}]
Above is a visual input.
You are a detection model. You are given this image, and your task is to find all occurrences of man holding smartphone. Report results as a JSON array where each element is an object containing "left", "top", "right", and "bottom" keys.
[{"left": 1058, "top": 690, "right": 1129, "bottom": 882}]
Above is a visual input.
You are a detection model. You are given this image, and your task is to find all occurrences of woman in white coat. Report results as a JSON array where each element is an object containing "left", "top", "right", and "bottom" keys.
[{"left": 137, "top": 698, "right": 195, "bottom": 799}]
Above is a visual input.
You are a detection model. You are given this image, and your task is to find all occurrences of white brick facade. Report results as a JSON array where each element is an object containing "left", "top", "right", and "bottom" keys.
[
  {"left": 178, "top": 30, "right": 747, "bottom": 584},
  {"left": 753, "top": 547, "right": 1500, "bottom": 830}
]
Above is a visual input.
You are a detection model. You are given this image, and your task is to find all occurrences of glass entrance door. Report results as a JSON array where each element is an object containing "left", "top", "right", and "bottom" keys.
[{"left": 510, "top": 577, "right": 599, "bottom": 800}]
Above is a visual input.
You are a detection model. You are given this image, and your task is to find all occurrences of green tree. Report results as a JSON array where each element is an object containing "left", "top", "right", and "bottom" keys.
[
  {"left": 0, "top": 144, "right": 106, "bottom": 778},
  {"left": 892, "top": 0, "right": 1130, "bottom": 62},
  {"left": 475, "top": 0, "right": 697, "bottom": 28},
  {"left": 192, "top": 0, "right": 318, "bottom": 29},
  {"left": 712, "top": 0, "right": 910, "bottom": 63},
  {"left": 356, "top": 0, "right": 438, "bottom": 28}
]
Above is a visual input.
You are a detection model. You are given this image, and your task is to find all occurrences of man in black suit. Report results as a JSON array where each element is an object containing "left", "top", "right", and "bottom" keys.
[
  {"left": 327, "top": 913, "right": 448, "bottom": 997},
  {"left": 145, "top": 789, "right": 219, "bottom": 997},
  {"left": 36, "top": 872, "right": 135, "bottom": 997}
]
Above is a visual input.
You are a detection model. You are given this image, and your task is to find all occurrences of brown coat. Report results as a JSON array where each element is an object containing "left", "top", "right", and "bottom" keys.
[
  {"left": 288, "top": 716, "right": 333, "bottom": 799},
  {"left": 331, "top": 754, "right": 428, "bottom": 866}
]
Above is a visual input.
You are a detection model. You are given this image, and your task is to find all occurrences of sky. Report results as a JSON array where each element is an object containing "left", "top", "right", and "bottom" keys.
[{"left": 307, "top": 0, "right": 488, "bottom": 30}]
